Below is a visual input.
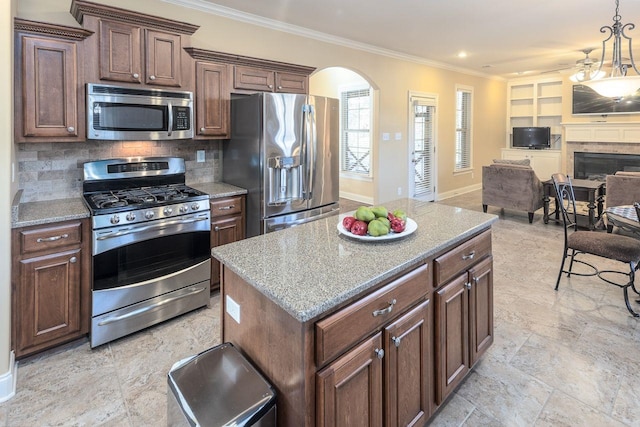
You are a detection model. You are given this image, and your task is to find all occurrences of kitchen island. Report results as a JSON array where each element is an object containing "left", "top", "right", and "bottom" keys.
[{"left": 212, "top": 199, "right": 497, "bottom": 426}]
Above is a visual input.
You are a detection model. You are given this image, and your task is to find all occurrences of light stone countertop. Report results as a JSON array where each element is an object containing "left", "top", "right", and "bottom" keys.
[
  {"left": 11, "top": 182, "right": 248, "bottom": 229},
  {"left": 212, "top": 199, "right": 498, "bottom": 323}
]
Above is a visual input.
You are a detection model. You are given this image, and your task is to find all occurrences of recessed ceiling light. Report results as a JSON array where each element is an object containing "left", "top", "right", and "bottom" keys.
[{"left": 457, "top": 51, "right": 468, "bottom": 59}]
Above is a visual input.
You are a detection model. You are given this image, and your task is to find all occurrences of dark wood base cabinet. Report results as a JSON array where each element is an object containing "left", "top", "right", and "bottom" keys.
[
  {"left": 11, "top": 219, "right": 91, "bottom": 358},
  {"left": 220, "top": 228, "right": 493, "bottom": 426},
  {"left": 210, "top": 196, "right": 245, "bottom": 290}
]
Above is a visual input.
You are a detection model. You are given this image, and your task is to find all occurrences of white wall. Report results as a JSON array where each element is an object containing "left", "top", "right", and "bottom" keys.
[{"left": 0, "top": 0, "right": 16, "bottom": 402}]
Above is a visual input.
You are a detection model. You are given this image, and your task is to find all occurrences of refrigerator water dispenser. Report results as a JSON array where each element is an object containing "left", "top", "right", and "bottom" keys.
[{"left": 267, "top": 156, "right": 302, "bottom": 205}]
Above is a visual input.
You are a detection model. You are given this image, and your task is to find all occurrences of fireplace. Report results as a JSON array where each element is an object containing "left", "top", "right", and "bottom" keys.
[{"left": 574, "top": 152, "right": 640, "bottom": 180}]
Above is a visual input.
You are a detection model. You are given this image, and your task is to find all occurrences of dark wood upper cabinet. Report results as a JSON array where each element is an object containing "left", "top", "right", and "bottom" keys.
[
  {"left": 14, "top": 19, "right": 93, "bottom": 143},
  {"left": 195, "top": 61, "right": 230, "bottom": 138},
  {"left": 71, "top": 0, "right": 198, "bottom": 89}
]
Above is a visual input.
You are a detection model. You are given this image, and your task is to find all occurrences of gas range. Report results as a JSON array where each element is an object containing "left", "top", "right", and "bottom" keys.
[{"left": 82, "top": 157, "right": 209, "bottom": 230}]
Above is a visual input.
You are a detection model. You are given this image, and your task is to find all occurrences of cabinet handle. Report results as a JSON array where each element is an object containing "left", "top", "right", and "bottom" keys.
[
  {"left": 214, "top": 226, "right": 220, "bottom": 232},
  {"left": 465, "top": 282, "right": 472, "bottom": 290},
  {"left": 218, "top": 205, "right": 235, "bottom": 210},
  {"left": 200, "top": 127, "right": 206, "bottom": 132},
  {"left": 391, "top": 336, "right": 401, "bottom": 348},
  {"left": 462, "top": 251, "right": 475, "bottom": 260},
  {"left": 372, "top": 299, "right": 396, "bottom": 317},
  {"left": 70, "top": 256, "right": 77, "bottom": 263},
  {"left": 473, "top": 276, "right": 480, "bottom": 284},
  {"left": 149, "top": 75, "right": 156, "bottom": 80},
  {"left": 67, "top": 126, "right": 75, "bottom": 133},
  {"left": 374, "top": 348, "right": 384, "bottom": 359},
  {"left": 278, "top": 86, "right": 283, "bottom": 90},
  {"left": 268, "top": 84, "right": 273, "bottom": 89},
  {"left": 36, "top": 233, "right": 68, "bottom": 243},
  {"left": 133, "top": 73, "right": 139, "bottom": 79}
]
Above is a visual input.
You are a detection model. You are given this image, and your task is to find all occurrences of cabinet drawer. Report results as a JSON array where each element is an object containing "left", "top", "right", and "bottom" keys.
[
  {"left": 19, "top": 221, "right": 82, "bottom": 255},
  {"left": 434, "top": 230, "right": 491, "bottom": 286},
  {"left": 315, "top": 263, "right": 430, "bottom": 367},
  {"left": 210, "top": 196, "right": 243, "bottom": 217},
  {"left": 234, "top": 66, "right": 274, "bottom": 92}
]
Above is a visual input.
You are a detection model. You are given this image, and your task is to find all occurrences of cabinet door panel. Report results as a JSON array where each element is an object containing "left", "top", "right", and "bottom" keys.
[
  {"left": 196, "top": 62, "right": 230, "bottom": 137},
  {"left": 145, "top": 29, "right": 182, "bottom": 87},
  {"left": 22, "top": 36, "right": 78, "bottom": 138},
  {"left": 275, "top": 72, "right": 307, "bottom": 94},
  {"left": 211, "top": 215, "right": 244, "bottom": 286},
  {"left": 234, "top": 65, "right": 275, "bottom": 92},
  {"left": 99, "top": 20, "right": 142, "bottom": 83},
  {"left": 316, "top": 332, "right": 383, "bottom": 427},
  {"left": 17, "top": 249, "right": 82, "bottom": 352},
  {"left": 469, "top": 256, "right": 494, "bottom": 366},
  {"left": 435, "top": 273, "right": 469, "bottom": 404},
  {"left": 384, "top": 299, "right": 431, "bottom": 427}
]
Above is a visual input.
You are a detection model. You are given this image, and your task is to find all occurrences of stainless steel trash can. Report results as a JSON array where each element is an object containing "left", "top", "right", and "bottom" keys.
[{"left": 167, "top": 343, "right": 276, "bottom": 426}]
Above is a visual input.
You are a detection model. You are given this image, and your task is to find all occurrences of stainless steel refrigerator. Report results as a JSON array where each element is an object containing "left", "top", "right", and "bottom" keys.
[{"left": 223, "top": 92, "right": 340, "bottom": 237}]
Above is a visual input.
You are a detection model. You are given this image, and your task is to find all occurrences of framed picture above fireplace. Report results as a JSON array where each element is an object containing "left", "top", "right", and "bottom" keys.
[{"left": 573, "top": 85, "right": 640, "bottom": 115}]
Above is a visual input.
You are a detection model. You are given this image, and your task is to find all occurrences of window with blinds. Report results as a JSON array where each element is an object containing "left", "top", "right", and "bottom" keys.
[
  {"left": 340, "top": 88, "right": 371, "bottom": 174},
  {"left": 455, "top": 87, "right": 473, "bottom": 171}
]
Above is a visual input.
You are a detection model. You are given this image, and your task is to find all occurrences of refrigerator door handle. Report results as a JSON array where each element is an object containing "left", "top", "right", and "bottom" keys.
[{"left": 306, "top": 104, "right": 316, "bottom": 200}]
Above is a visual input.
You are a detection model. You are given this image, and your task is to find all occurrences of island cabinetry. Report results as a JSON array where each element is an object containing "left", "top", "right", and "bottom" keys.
[
  {"left": 194, "top": 61, "right": 230, "bottom": 138},
  {"left": 71, "top": 0, "right": 199, "bottom": 88},
  {"left": 210, "top": 196, "right": 245, "bottom": 289},
  {"left": 234, "top": 65, "right": 309, "bottom": 94},
  {"left": 11, "top": 219, "right": 91, "bottom": 358},
  {"left": 433, "top": 230, "right": 493, "bottom": 405},
  {"left": 14, "top": 19, "right": 93, "bottom": 142},
  {"left": 317, "top": 291, "right": 432, "bottom": 427}
]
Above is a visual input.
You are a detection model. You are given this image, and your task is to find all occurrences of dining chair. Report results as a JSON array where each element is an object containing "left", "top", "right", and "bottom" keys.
[{"left": 552, "top": 173, "right": 640, "bottom": 317}]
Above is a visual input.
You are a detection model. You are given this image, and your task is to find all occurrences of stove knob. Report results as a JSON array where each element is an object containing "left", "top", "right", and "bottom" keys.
[
  {"left": 145, "top": 211, "right": 155, "bottom": 220},
  {"left": 126, "top": 212, "right": 136, "bottom": 222},
  {"left": 179, "top": 205, "right": 189, "bottom": 214},
  {"left": 191, "top": 203, "right": 200, "bottom": 211},
  {"left": 164, "top": 207, "right": 173, "bottom": 216},
  {"left": 110, "top": 215, "right": 120, "bottom": 224}
]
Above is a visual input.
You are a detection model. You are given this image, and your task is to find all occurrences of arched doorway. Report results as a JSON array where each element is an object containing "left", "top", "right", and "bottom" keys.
[{"left": 310, "top": 67, "right": 377, "bottom": 205}]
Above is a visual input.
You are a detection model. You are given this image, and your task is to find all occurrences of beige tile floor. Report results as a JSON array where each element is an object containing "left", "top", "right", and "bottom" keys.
[{"left": 1, "top": 190, "right": 640, "bottom": 426}]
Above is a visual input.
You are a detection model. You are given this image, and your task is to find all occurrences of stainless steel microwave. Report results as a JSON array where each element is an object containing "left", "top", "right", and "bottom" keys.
[{"left": 86, "top": 83, "right": 194, "bottom": 140}]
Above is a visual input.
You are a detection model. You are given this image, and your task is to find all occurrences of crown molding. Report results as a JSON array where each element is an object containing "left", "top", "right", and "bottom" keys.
[{"left": 162, "top": 0, "right": 503, "bottom": 81}]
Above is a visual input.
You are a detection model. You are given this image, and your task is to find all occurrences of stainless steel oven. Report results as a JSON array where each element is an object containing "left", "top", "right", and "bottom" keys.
[{"left": 83, "top": 157, "right": 210, "bottom": 347}]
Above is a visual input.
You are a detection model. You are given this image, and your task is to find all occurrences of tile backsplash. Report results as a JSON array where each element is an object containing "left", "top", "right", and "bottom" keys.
[{"left": 17, "top": 140, "right": 223, "bottom": 202}]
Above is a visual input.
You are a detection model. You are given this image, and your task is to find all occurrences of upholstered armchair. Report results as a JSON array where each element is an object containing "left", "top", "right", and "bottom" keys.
[{"left": 482, "top": 159, "right": 545, "bottom": 223}]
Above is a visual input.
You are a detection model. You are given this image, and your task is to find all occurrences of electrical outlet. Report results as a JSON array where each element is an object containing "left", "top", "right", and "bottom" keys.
[
  {"left": 196, "top": 150, "right": 205, "bottom": 162},
  {"left": 397, "top": 187, "right": 402, "bottom": 196},
  {"left": 226, "top": 295, "right": 241, "bottom": 324}
]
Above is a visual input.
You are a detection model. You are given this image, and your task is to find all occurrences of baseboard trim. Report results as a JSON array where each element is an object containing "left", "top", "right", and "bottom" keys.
[
  {"left": 0, "top": 351, "right": 17, "bottom": 403},
  {"left": 339, "top": 191, "right": 374, "bottom": 206},
  {"left": 437, "top": 183, "right": 482, "bottom": 201}
]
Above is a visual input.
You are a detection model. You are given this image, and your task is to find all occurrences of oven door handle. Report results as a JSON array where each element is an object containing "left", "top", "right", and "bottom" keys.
[
  {"left": 96, "top": 215, "right": 209, "bottom": 241},
  {"left": 96, "top": 285, "right": 208, "bottom": 326}
]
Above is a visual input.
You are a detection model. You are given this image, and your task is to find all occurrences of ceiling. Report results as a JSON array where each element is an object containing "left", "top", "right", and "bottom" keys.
[{"left": 185, "top": 0, "right": 640, "bottom": 80}]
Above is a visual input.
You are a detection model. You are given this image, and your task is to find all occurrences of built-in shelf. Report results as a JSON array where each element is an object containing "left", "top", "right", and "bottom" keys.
[{"left": 507, "top": 77, "right": 563, "bottom": 148}]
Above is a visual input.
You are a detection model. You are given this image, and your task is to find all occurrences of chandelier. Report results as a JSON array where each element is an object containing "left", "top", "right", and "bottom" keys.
[{"left": 582, "top": 0, "right": 640, "bottom": 99}]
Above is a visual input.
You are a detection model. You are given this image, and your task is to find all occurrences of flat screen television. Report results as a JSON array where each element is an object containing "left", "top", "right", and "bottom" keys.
[
  {"left": 512, "top": 127, "right": 550, "bottom": 149},
  {"left": 573, "top": 84, "right": 640, "bottom": 115}
]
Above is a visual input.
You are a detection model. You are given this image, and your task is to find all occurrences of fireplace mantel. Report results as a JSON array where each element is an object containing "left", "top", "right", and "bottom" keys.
[{"left": 563, "top": 122, "right": 640, "bottom": 143}]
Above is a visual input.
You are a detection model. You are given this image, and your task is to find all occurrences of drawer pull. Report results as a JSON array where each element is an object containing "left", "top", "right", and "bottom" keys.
[
  {"left": 374, "top": 348, "right": 384, "bottom": 359},
  {"left": 372, "top": 299, "right": 396, "bottom": 317},
  {"left": 218, "top": 205, "right": 235, "bottom": 210},
  {"left": 462, "top": 251, "right": 475, "bottom": 260},
  {"left": 473, "top": 276, "right": 479, "bottom": 284},
  {"left": 465, "top": 282, "right": 472, "bottom": 290},
  {"left": 69, "top": 257, "right": 77, "bottom": 263},
  {"left": 36, "top": 233, "right": 69, "bottom": 243},
  {"left": 214, "top": 226, "right": 220, "bottom": 232},
  {"left": 391, "top": 336, "right": 402, "bottom": 348}
]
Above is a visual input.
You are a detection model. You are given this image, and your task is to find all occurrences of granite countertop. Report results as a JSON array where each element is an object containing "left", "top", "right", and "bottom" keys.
[
  {"left": 212, "top": 199, "right": 498, "bottom": 323},
  {"left": 11, "top": 182, "right": 248, "bottom": 229}
]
